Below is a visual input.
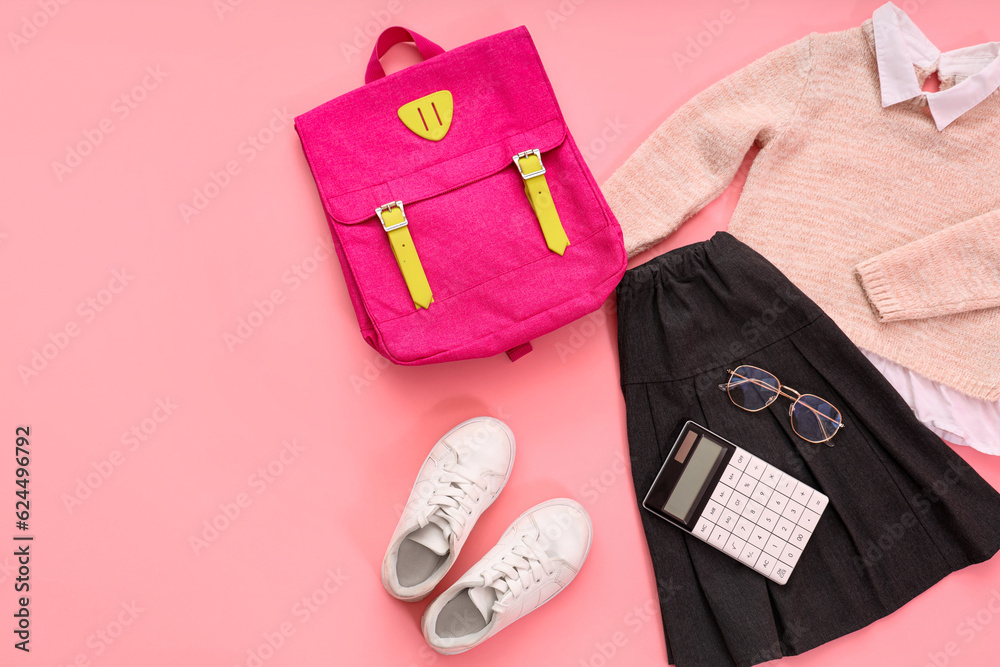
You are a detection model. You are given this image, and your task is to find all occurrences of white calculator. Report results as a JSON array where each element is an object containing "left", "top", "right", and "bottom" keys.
[{"left": 642, "top": 421, "right": 827, "bottom": 585}]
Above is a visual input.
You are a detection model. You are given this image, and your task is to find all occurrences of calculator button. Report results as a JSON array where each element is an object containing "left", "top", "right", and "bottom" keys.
[
  {"left": 749, "top": 525, "right": 770, "bottom": 547},
  {"left": 807, "top": 491, "right": 828, "bottom": 514},
  {"left": 792, "top": 482, "right": 814, "bottom": 506},
  {"left": 754, "top": 553, "right": 777, "bottom": 577},
  {"left": 781, "top": 499, "right": 805, "bottom": 523},
  {"left": 708, "top": 526, "right": 731, "bottom": 549},
  {"left": 720, "top": 465, "right": 742, "bottom": 488},
  {"left": 798, "top": 508, "right": 821, "bottom": 532},
  {"left": 719, "top": 509, "right": 739, "bottom": 530},
  {"left": 752, "top": 482, "right": 773, "bottom": 505},
  {"left": 729, "top": 448, "right": 751, "bottom": 471},
  {"left": 743, "top": 500, "right": 763, "bottom": 523},
  {"left": 764, "top": 535, "right": 786, "bottom": 558},
  {"left": 703, "top": 500, "right": 725, "bottom": 522},
  {"left": 739, "top": 543, "right": 760, "bottom": 566},
  {"left": 790, "top": 526, "right": 811, "bottom": 547},
  {"left": 766, "top": 492, "right": 787, "bottom": 513},
  {"left": 746, "top": 456, "right": 767, "bottom": 479},
  {"left": 759, "top": 508, "right": 780, "bottom": 530},
  {"left": 776, "top": 473, "right": 797, "bottom": 496},
  {"left": 772, "top": 563, "right": 792, "bottom": 584},
  {"left": 734, "top": 517, "right": 755, "bottom": 539},
  {"left": 759, "top": 465, "right": 782, "bottom": 488},
  {"left": 737, "top": 473, "right": 757, "bottom": 496},
  {"left": 726, "top": 492, "right": 750, "bottom": 514},
  {"left": 713, "top": 484, "right": 733, "bottom": 505},
  {"left": 781, "top": 543, "right": 803, "bottom": 567},
  {"left": 775, "top": 517, "right": 796, "bottom": 539},
  {"left": 724, "top": 535, "right": 746, "bottom": 557},
  {"left": 692, "top": 518, "right": 715, "bottom": 541}
]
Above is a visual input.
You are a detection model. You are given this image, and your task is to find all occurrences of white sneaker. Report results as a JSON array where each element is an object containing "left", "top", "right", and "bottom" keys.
[
  {"left": 421, "top": 498, "right": 593, "bottom": 654},
  {"left": 382, "top": 417, "right": 515, "bottom": 601}
]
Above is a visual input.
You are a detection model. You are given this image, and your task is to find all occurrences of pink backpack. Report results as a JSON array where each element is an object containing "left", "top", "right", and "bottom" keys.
[{"left": 295, "top": 26, "right": 626, "bottom": 364}]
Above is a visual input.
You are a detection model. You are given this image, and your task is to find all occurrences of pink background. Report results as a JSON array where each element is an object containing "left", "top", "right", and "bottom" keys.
[{"left": 3, "top": 0, "right": 999, "bottom": 665}]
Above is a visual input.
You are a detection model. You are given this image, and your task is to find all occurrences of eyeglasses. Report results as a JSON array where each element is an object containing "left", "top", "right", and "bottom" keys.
[{"left": 718, "top": 365, "right": 844, "bottom": 445}]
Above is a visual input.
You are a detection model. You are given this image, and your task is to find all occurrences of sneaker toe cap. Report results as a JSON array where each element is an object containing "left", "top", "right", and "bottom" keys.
[
  {"left": 532, "top": 500, "right": 593, "bottom": 567},
  {"left": 443, "top": 417, "right": 515, "bottom": 476}
]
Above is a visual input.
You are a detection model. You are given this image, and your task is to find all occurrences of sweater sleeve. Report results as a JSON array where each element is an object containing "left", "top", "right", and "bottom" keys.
[
  {"left": 854, "top": 209, "right": 1000, "bottom": 322},
  {"left": 602, "top": 35, "right": 813, "bottom": 257}
]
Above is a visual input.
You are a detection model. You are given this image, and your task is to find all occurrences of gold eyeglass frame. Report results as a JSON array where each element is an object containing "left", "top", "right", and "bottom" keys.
[{"left": 718, "top": 365, "right": 844, "bottom": 445}]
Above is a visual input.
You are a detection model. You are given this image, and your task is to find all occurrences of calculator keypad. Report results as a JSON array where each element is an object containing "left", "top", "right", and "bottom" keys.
[{"left": 689, "top": 446, "right": 826, "bottom": 585}]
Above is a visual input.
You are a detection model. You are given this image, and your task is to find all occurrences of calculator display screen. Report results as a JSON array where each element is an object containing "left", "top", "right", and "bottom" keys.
[{"left": 662, "top": 436, "right": 725, "bottom": 523}]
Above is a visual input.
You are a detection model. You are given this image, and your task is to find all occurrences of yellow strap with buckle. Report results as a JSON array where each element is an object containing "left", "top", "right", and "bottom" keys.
[
  {"left": 375, "top": 201, "right": 433, "bottom": 309},
  {"left": 514, "top": 149, "right": 570, "bottom": 256}
]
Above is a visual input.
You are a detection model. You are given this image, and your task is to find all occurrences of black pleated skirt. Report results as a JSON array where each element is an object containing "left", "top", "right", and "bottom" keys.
[{"left": 616, "top": 232, "right": 1000, "bottom": 667}]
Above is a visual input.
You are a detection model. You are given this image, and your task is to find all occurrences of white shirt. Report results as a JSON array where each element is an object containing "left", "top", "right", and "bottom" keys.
[
  {"left": 873, "top": 1, "right": 1000, "bottom": 130},
  {"left": 866, "top": 3, "right": 1000, "bottom": 454}
]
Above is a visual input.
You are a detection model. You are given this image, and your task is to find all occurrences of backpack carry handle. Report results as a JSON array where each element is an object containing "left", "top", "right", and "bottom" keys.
[{"left": 365, "top": 27, "right": 445, "bottom": 84}]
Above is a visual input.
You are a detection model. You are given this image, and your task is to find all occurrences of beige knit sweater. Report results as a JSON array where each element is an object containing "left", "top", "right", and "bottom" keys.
[{"left": 603, "top": 21, "right": 1000, "bottom": 401}]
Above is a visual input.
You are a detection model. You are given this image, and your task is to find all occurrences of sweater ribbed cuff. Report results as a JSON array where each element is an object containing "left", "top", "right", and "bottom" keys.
[{"left": 855, "top": 257, "right": 905, "bottom": 322}]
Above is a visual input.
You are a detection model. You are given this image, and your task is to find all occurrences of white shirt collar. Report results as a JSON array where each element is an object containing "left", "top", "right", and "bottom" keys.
[{"left": 872, "top": 2, "right": 1000, "bottom": 130}]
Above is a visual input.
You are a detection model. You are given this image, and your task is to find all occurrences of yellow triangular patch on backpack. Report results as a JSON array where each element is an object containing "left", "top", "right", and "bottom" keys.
[{"left": 398, "top": 90, "right": 453, "bottom": 141}]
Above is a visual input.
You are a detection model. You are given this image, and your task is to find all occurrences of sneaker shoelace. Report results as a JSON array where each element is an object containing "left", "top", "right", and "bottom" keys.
[
  {"left": 416, "top": 462, "right": 488, "bottom": 545},
  {"left": 482, "top": 533, "right": 555, "bottom": 612}
]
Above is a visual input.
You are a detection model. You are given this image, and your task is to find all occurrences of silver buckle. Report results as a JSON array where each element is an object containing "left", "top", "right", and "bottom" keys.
[
  {"left": 513, "top": 149, "right": 545, "bottom": 179},
  {"left": 375, "top": 201, "right": 408, "bottom": 232}
]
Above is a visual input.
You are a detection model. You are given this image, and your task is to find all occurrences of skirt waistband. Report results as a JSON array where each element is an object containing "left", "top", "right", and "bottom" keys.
[{"left": 616, "top": 232, "right": 826, "bottom": 385}]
